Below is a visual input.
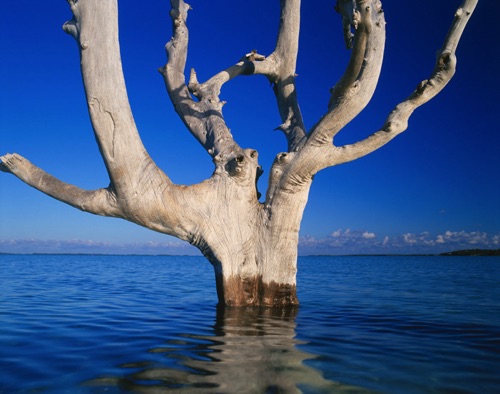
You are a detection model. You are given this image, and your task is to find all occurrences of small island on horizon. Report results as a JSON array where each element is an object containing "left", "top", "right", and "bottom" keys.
[{"left": 439, "top": 249, "right": 500, "bottom": 256}]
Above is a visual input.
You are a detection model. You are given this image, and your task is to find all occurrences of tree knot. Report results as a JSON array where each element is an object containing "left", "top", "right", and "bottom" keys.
[
  {"left": 225, "top": 155, "right": 246, "bottom": 178},
  {"left": 438, "top": 52, "right": 456, "bottom": 71}
]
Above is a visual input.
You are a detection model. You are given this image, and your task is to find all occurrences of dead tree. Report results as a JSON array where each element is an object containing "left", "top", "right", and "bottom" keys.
[{"left": 0, "top": 0, "right": 478, "bottom": 306}]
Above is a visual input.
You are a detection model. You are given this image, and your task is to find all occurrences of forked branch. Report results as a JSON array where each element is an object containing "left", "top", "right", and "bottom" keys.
[
  {"left": 332, "top": 0, "right": 478, "bottom": 165},
  {"left": 269, "top": 0, "right": 385, "bottom": 192},
  {"left": 162, "top": 0, "right": 306, "bottom": 154},
  {"left": 0, "top": 0, "right": 152, "bottom": 219},
  {"left": 1, "top": 0, "right": 212, "bottom": 241},
  {"left": 188, "top": 0, "right": 307, "bottom": 153}
]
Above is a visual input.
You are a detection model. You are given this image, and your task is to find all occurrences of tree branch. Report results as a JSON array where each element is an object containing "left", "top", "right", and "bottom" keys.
[
  {"left": 0, "top": 0, "right": 211, "bottom": 242},
  {"left": 160, "top": 0, "right": 242, "bottom": 160},
  {"left": 332, "top": 0, "right": 478, "bottom": 165},
  {"left": 269, "top": 0, "right": 306, "bottom": 152},
  {"left": 0, "top": 154, "right": 122, "bottom": 217},
  {"left": 267, "top": 0, "right": 385, "bottom": 197},
  {"left": 307, "top": 0, "right": 386, "bottom": 148},
  {"left": 62, "top": 0, "right": 157, "bottom": 197},
  {"left": 165, "top": 0, "right": 306, "bottom": 154},
  {"left": 187, "top": 51, "right": 268, "bottom": 102}
]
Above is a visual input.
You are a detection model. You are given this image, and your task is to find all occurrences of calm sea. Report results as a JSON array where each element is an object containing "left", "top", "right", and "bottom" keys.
[{"left": 0, "top": 254, "right": 499, "bottom": 393}]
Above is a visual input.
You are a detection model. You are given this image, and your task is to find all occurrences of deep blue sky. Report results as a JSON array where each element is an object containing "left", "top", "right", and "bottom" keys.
[{"left": 1, "top": 0, "right": 499, "bottom": 255}]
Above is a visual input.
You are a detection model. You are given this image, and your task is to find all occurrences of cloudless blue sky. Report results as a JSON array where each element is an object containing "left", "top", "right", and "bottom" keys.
[{"left": 1, "top": 0, "right": 499, "bottom": 255}]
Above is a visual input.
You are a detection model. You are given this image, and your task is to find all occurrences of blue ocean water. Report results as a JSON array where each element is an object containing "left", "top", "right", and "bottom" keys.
[{"left": 0, "top": 254, "right": 499, "bottom": 393}]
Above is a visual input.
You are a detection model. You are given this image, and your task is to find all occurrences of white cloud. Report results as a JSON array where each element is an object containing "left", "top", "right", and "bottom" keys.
[
  {"left": 299, "top": 229, "right": 500, "bottom": 255},
  {"left": 402, "top": 233, "right": 416, "bottom": 244},
  {"left": 330, "top": 229, "right": 343, "bottom": 237},
  {"left": 438, "top": 230, "right": 490, "bottom": 246}
]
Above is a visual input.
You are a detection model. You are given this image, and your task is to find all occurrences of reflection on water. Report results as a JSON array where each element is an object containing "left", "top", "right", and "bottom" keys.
[
  {"left": 2, "top": 255, "right": 499, "bottom": 393},
  {"left": 86, "top": 306, "right": 364, "bottom": 393}
]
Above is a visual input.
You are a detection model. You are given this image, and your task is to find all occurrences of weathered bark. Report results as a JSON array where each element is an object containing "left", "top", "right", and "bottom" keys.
[{"left": 1, "top": 0, "right": 478, "bottom": 307}]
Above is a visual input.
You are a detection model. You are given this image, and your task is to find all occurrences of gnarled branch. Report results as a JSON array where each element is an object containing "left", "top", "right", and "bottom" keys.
[
  {"left": 160, "top": 0, "right": 242, "bottom": 161},
  {"left": 206, "top": 0, "right": 307, "bottom": 152},
  {"left": 162, "top": 0, "right": 306, "bottom": 154},
  {"left": 189, "top": 0, "right": 307, "bottom": 153}
]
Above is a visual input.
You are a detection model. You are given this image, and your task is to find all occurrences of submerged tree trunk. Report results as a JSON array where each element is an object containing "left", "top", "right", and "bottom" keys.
[{"left": 0, "top": 0, "right": 478, "bottom": 306}]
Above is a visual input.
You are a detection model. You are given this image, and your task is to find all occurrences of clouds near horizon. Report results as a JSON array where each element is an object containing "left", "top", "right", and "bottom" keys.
[
  {"left": 1, "top": 229, "right": 498, "bottom": 256},
  {"left": 298, "top": 229, "right": 500, "bottom": 255}
]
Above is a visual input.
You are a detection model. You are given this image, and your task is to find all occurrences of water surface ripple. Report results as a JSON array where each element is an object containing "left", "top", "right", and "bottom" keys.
[{"left": 1, "top": 255, "right": 499, "bottom": 393}]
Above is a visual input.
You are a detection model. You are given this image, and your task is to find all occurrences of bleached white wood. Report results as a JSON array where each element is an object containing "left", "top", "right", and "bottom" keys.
[{"left": 0, "top": 0, "right": 478, "bottom": 306}]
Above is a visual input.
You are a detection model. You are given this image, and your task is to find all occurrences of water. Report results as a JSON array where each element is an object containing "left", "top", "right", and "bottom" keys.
[{"left": 1, "top": 255, "right": 499, "bottom": 393}]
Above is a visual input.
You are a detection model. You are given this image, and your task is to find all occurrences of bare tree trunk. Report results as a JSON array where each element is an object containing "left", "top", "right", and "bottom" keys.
[{"left": 1, "top": 0, "right": 478, "bottom": 307}]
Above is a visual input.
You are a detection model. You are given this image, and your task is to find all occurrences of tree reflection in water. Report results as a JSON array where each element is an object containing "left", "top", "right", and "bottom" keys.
[{"left": 85, "top": 306, "right": 365, "bottom": 393}]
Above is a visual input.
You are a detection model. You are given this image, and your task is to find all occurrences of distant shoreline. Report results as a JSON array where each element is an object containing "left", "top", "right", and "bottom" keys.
[
  {"left": 438, "top": 249, "right": 500, "bottom": 256},
  {"left": 1, "top": 249, "right": 499, "bottom": 257}
]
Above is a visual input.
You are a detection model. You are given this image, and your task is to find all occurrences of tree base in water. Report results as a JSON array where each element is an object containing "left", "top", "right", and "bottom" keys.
[{"left": 218, "top": 275, "right": 299, "bottom": 307}]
